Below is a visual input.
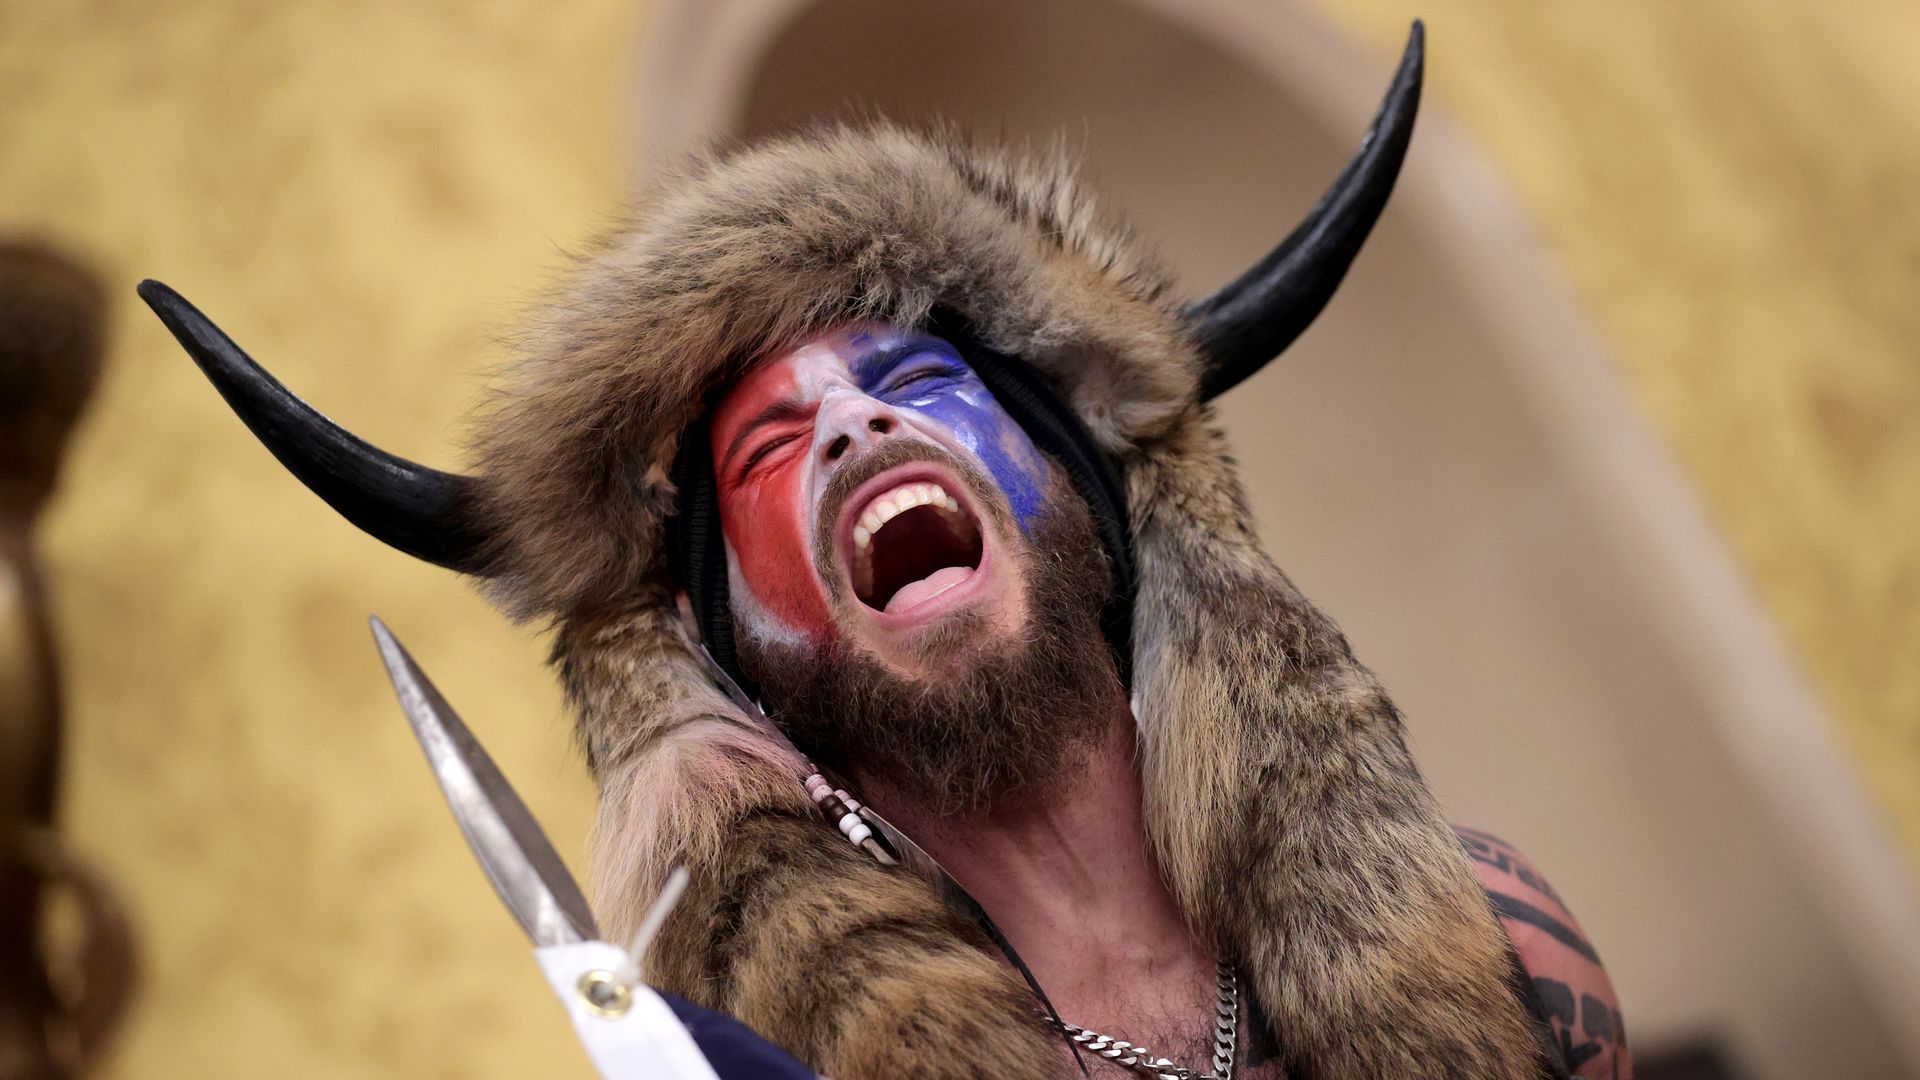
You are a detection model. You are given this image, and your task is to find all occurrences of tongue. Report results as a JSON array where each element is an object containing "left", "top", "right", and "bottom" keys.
[{"left": 883, "top": 565, "right": 974, "bottom": 614}]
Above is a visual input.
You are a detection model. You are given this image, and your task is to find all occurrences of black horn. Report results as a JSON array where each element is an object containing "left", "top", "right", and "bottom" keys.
[
  {"left": 138, "top": 280, "right": 492, "bottom": 574},
  {"left": 1186, "top": 20, "right": 1424, "bottom": 399}
]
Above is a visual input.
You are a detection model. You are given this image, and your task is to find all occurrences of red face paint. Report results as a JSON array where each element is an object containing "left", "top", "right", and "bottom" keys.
[{"left": 709, "top": 354, "right": 834, "bottom": 640}]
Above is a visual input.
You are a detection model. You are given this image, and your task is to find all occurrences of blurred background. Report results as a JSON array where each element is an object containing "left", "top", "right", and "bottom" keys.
[{"left": 3, "top": 1, "right": 1917, "bottom": 1077}]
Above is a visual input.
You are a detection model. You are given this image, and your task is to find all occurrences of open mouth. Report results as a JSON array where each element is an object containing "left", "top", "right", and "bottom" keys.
[{"left": 849, "top": 480, "right": 985, "bottom": 614}]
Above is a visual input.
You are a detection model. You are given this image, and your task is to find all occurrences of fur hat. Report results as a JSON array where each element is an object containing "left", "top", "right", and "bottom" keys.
[{"left": 142, "top": 24, "right": 1548, "bottom": 1080}]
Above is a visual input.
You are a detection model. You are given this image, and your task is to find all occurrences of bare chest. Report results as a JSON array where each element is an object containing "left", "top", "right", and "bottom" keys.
[{"left": 1055, "top": 1001, "right": 1287, "bottom": 1080}]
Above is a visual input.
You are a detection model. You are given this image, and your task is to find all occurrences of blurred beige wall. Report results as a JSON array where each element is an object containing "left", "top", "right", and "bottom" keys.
[
  {"left": 2, "top": 1, "right": 1916, "bottom": 1077},
  {"left": 1, "top": 3, "right": 645, "bottom": 1075},
  {"left": 1313, "top": 0, "right": 1920, "bottom": 861}
]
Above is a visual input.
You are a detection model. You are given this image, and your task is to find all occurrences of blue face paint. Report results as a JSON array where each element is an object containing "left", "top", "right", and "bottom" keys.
[{"left": 851, "top": 333, "right": 1050, "bottom": 531}]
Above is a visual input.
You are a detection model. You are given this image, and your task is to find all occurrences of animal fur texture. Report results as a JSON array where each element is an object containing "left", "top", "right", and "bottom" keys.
[{"left": 470, "top": 122, "right": 1543, "bottom": 1079}]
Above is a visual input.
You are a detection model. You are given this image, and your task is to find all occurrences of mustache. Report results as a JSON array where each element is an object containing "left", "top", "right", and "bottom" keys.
[{"left": 810, "top": 438, "right": 1009, "bottom": 594}]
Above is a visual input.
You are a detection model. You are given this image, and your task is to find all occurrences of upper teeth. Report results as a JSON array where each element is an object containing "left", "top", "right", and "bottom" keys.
[{"left": 853, "top": 482, "right": 960, "bottom": 548}]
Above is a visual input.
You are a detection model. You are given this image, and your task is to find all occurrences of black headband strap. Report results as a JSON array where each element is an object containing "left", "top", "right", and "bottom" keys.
[{"left": 667, "top": 413, "right": 753, "bottom": 695}]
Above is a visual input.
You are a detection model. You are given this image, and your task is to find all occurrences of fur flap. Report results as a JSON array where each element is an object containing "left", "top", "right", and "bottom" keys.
[
  {"left": 477, "top": 122, "right": 1539, "bottom": 1078},
  {"left": 559, "top": 592, "right": 1060, "bottom": 1079},
  {"left": 1130, "top": 414, "right": 1541, "bottom": 1078}
]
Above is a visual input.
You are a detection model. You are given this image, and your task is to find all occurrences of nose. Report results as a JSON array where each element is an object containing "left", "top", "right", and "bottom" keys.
[{"left": 816, "top": 388, "right": 901, "bottom": 467}]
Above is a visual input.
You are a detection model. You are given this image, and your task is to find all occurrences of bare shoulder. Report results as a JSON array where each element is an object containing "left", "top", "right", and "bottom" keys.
[{"left": 1454, "top": 826, "right": 1633, "bottom": 1080}]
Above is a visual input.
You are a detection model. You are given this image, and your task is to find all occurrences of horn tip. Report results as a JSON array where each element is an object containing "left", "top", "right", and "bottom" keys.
[
  {"left": 135, "top": 279, "right": 196, "bottom": 330},
  {"left": 134, "top": 280, "right": 227, "bottom": 373},
  {"left": 135, "top": 278, "right": 174, "bottom": 306}
]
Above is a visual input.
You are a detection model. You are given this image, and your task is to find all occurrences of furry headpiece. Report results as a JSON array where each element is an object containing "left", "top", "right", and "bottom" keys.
[{"left": 142, "top": 24, "right": 1547, "bottom": 1080}]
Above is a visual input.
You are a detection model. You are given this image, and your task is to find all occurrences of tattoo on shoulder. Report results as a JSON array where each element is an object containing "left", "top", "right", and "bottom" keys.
[
  {"left": 1453, "top": 826, "right": 1630, "bottom": 1078},
  {"left": 1487, "top": 891, "right": 1601, "bottom": 965},
  {"left": 1532, "top": 975, "right": 1627, "bottom": 1075},
  {"left": 1453, "top": 826, "right": 1566, "bottom": 907}
]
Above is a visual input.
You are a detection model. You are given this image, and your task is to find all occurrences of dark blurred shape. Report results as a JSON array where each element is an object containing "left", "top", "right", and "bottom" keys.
[
  {"left": 1638, "top": 1041, "right": 1743, "bottom": 1080},
  {"left": 0, "top": 243, "right": 105, "bottom": 519},
  {"left": 0, "top": 241, "right": 134, "bottom": 1079}
]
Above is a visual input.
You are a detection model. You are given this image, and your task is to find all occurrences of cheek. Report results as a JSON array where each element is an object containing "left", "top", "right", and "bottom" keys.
[
  {"left": 719, "top": 457, "right": 836, "bottom": 640},
  {"left": 908, "top": 390, "right": 1049, "bottom": 530}
]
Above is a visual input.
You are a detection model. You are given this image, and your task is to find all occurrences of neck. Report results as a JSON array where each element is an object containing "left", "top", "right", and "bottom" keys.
[{"left": 852, "top": 700, "right": 1213, "bottom": 1030}]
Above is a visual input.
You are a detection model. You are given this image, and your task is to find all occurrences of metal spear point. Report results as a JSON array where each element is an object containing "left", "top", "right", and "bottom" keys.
[
  {"left": 367, "top": 616, "right": 820, "bottom": 1080},
  {"left": 369, "top": 616, "right": 598, "bottom": 948}
]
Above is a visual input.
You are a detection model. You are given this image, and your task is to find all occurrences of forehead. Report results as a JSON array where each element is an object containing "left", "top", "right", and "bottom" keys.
[{"left": 711, "top": 322, "right": 933, "bottom": 430}]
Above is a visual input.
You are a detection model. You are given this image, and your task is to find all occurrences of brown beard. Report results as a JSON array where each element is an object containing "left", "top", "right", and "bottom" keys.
[{"left": 738, "top": 453, "right": 1122, "bottom": 816}]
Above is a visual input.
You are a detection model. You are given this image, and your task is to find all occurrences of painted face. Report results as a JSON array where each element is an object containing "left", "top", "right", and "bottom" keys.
[{"left": 708, "top": 323, "right": 1050, "bottom": 646}]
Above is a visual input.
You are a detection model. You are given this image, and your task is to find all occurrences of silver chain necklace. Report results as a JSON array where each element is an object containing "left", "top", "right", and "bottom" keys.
[{"left": 1048, "top": 962, "right": 1238, "bottom": 1080}]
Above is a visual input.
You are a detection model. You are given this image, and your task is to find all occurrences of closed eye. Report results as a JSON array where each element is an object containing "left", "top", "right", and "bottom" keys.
[
  {"left": 739, "top": 432, "right": 801, "bottom": 480},
  {"left": 880, "top": 363, "right": 963, "bottom": 397}
]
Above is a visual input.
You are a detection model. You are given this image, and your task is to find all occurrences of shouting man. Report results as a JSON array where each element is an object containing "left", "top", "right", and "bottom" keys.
[{"left": 145, "top": 25, "right": 1626, "bottom": 1080}]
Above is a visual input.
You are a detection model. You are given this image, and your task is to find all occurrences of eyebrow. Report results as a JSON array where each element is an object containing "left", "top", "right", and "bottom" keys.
[
  {"left": 721, "top": 398, "right": 814, "bottom": 474},
  {"left": 852, "top": 336, "right": 963, "bottom": 384}
]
